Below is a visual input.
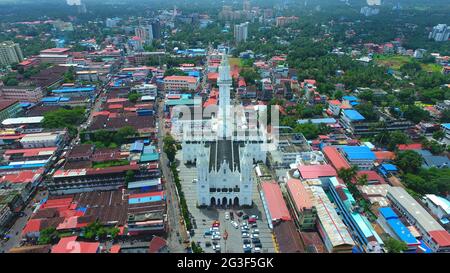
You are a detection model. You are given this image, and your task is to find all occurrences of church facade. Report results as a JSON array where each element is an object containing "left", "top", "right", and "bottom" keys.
[{"left": 181, "top": 54, "right": 267, "bottom": 207}]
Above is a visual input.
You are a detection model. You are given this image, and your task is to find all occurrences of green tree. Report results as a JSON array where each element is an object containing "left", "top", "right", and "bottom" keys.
[
  {"left": 395, "top": 150, "right": 423, "bottom": 174},
  {"left": 357, "top": 174, "right": 369, "bottom": 186},
  {"left": 37, "top": 227, "right": 59, "bottom": 245},
  {"left": 163, "top": 134, "right": 177, "bottom": 163},
  {"left": 337, "top": 165, "right": 359, "bottom": 185},
  {"left": 128, "top": 92, "right": 141, "bottom": 103},
  {"left": 432, "top": 130, "right": 445, "bottom": 141},
  {"left": 384, "top": 236, "right": 408, "bottom": 253},
  {"left": 125, "top": 170, "right": 135, "bottom": 184}
]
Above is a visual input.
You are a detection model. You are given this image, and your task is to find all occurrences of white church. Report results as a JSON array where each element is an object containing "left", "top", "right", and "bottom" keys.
[{"left": 181, "top": 54, "right": 268, "bottom": 207}]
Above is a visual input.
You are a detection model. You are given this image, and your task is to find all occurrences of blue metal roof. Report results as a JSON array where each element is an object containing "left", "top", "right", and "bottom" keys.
[
  {"left": 387, "top": 218, "right": 419, "bottom": 245},
  {"left": 343, "top": 109, "right": 365, "bottom": 121},
  {"left": 380, "top": 207, "right": 420, "bottom": 246},
  {"left": 379, "top": 207, "right": 398, "bottom": 220},
  {"left": 342, "top": 95, "right": 358, "bottom": 101},
  {"left": 342, "top": 145, "right": 376, "bottom": 160},
  {"left": 297, "top": 118, "right": 337, "bottom": 125},
  {"left": 52, "top": 87, "right": 95, "bottom": 93},
  {"left": 381, "top": 163, "right": 398, "bottom": 172},
  {"left": 42, "top": 97, "right": 61, "bottom": 102}
]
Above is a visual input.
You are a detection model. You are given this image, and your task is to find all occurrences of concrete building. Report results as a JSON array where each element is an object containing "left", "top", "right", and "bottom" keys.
[
  {"left": 131, "top": 83, "right": 157, "bottom": 97},
  {"left": 424, "top": 194, "right": 450, "bottom": 226},
  {"left": 429, "top": 24, "right": 450, "bottom": 42},
  {"left": 275, "top": 16, "right": 298, "bottom": 27},
  {"left": 285, "top": 179, "right": 316, "bottom": 231},
  {"left": 163, "top": 75, "right": 199, "bottom": 91},
  {"left": 234, "top": 22, "right": 249, "bottom": 43},
  {"left": 387, "top": 187, "right": 450, "bottom": 253},
  {"left": 0, "top": 100, "right": 23, "bottom": 122},
  {"left": 0, "top": 85, "right": 44, "bottom": 103},
  {"left": 0, "top": 41, "right": 23, "bottom": 66},
  {"left": 20, "top": 132, "right": 64, "bottom": 148}
]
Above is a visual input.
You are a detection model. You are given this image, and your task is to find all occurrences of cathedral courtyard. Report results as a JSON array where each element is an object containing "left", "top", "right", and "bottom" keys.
[{"left": 175, "top": 152, "right": 276, "bottom": 253}]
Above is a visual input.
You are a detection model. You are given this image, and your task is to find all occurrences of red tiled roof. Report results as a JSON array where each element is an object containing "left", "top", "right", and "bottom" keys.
[
  {"left": 298, "top": 164, "right": 337, "bottom": 179},
  {"left": 322, "top": 146, "right": 351, "bottom": 171},
  {"left": 397, "top": 143, "right": 423, "bottom": 150},
  {"left": 148, "top": 236, "right": 168, "bottom": 253},
  {"left": 261, "top": 181, "right": 291, "bottom": 222},
  {"left": 164, "top": 75, "right": 198, "bottom": 83},
  {"left": 51, "top": 236, "right": 99, "bottom": 253},
  {"left": 374, "top": 151, "right": 395, "bottom": 161},
  {"left": 286, "top": 179, "right": 313, "bottom": 212},
  {"left": 429, "top": 230, "right": 450, "bottom": 247},
  {"left": 355, "top": 171, "right": 385, "bottom": 184}
]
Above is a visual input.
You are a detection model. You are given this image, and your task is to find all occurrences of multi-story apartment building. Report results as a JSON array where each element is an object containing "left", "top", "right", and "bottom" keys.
[
  {"left": 0, "top": 85, "right": 44, "bottom": 103},
  {"left": 234, "top": 22, "right": 249, "bottom": 43},
  {"left": 164, "top": 75, "right": 199, "bottom": 91},
  {"left": 0, "top": 41, "right": 23, "bottom": 66}
]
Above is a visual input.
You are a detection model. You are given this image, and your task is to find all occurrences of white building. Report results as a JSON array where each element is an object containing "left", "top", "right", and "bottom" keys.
[
  {"left": 424, "top": 194, "right": 450, "bottom": 225},
  {"left": 429, "top": 24, "right": 450, "bottom": 42},
  {"left": 234, "top": 22, "right": 249, "bottom": 43},
  {"left": 131, "top": 83, "right": 157, "bottom": 97},
  {"left": 20, "top": 132, "right": 63, "bottom": 148},
  {"left": 182, "top": 55, "right": 268, "bottom": 207}
]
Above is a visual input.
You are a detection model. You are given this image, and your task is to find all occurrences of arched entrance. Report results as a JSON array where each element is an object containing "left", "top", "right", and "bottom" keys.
[
  {"left": 217, "top": 198, "right": 221, "bottom": 206},
  {"left": 222, "top": 197, "right": 227, "bottom": 206},
  {"left": 233, "top": 197, "right": 239, "bottom": 207},
  {"left": 210, "top": 197, "right": 216, "bottom": 206}
]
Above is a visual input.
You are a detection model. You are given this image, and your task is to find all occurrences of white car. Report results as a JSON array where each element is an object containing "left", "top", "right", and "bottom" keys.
[
  {"left": 242, "top": 232, "right": 250, "bottom": 238},
  {"left": 212, "top": 244, "right": 221, "bottom": 252},
  {"left": 253, "top": 247, "right": 261, "bottom": 253},
  {"left": 212, "top": 227, "right": 220, "bottom": 232},
  {"left": 192, "top": 179, "right": 197, "bottom": 183},
  {"left": 250, "top": 233, "right": 259, "bottom": 239},
  {"left": 251, "top": 215, "right": 259, "bottom": 220},
  {"left": 224, "top": 212, "right": 230, "bottom": 220},
  {"left": 243, "top": 243, "right": 252, "bottom": 249},
  {"left": 252, "top": 229, "right": 260, "bottom": 234},
  {"left": 231, "top": 221, "right": 239, "bottom": 229},
  {"left": 241, "top": 226, "right": 249, "bottom": 232},
  {"left": 212, "top": 234, "right": 221, "bottom": 240}
]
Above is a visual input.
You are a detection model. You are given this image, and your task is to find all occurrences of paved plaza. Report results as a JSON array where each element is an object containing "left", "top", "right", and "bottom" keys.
[{"left": 176, "top": 152, "right": 276, "bottom": 253}]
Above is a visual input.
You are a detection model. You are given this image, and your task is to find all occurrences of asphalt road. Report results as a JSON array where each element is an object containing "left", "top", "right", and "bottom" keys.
[
  {"left": 0, "top": 190, "right": 48, "bottom": 253},
  {"left": 157, "top": 96, "right": 188, "bottom": 253}
]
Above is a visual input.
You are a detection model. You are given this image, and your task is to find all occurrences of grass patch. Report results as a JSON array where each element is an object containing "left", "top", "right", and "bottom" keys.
[
  {"left": 92, "top": 159, "right": 129, "bottom": 169},
  {"left": 229, "top": 57, "right": 242, "bottom": 67},
  {"left": 374, "top": 54, "right": 442, "bottom": 73}
]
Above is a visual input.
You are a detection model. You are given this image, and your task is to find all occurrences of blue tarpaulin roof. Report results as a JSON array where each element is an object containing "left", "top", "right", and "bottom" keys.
[{"left": 130, "top": 141, "right": 144, "bottom": 152}]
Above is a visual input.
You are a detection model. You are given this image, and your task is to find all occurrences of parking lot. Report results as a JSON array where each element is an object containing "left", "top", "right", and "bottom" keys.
[{"left": 176, "top": 152, "right": 276, "bottom": 253}]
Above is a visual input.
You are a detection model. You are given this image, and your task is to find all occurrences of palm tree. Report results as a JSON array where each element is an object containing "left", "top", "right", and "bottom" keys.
[
  {"left": 357, "top": 174, "right": 369, "bottom": 186},
  {"left": 337, "top": 165, "right": 359, "bottom": 185}
]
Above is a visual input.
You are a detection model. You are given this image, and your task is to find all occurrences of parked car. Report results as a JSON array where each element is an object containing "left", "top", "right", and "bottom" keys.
[
  {"left": 248, "top": 217, "right": 257, "bottom": 224},
  {"left": 242, "top": 232, "right": 250, "bottom": 238},
  {"left": 253, "top": 247, "right": 261, "bottom": 253},
  {"left": 230, "top": 211, "right": 234, "bottom": 220},
  {"left": 224, "top": 212, "right": 230, "bottom": 220},
  {"left": 250, "top": 215, "right": 259, "bottom": 220},
  {"left": 250, "top": 233, "right": 259, "bottom": 239},
  {"left": 213, "top": 244, "right": 221, "bottom": 253},
  {"left": 242, "top": 215, "right": 249, "bottom": 220},
  {"left": 252, "top": 229, "right": 260, "bottom": 234},
  {"left": 231, "top": 221, "right": 239, "bottom": 229},
  {"left": 212, "top": 234, "right": 221, "bottom": 240},
  {"left": 252, "top": 238, "right": 261, "bottom": 244},
  {"left": 253, "top": 242, "right": 262, "bottom": 248},
  {"left": 243, "top": 239, "right": 251, "bottom": 244},
  {"left": 205, "top": 241, "right": 212, "bottom": 247},
  {"left": 237, "top": 211, "right": 244, "bottom": 217}
]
